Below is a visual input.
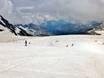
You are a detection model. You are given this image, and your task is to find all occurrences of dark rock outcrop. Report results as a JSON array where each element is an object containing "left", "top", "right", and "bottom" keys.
[{"left": 0, "top": 15, "right": 17, "bottom": 35}]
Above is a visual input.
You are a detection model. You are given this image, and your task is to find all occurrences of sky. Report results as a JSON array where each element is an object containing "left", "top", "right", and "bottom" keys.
[{"left": 0, "top": 0, "right": 104, "bottom": 24}]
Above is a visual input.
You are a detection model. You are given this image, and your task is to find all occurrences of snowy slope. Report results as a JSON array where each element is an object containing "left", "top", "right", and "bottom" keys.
[{"left": 0, "top": 35, "right": 104, "bottom": 78}]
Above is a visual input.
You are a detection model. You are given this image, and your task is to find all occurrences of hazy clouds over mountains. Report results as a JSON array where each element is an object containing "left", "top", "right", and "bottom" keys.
[{"left": 0, "top": 0, "right": 104, "bottom": 24}]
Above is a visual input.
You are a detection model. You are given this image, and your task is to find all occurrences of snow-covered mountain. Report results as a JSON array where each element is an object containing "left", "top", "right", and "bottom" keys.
[
  {"left": 15, "top": 23, "right": 51, "bottom": 36},
  {"left": 15, "top": 19, "right": 102, "bottom": 35},
  {"left": 40, "top": 20, "right": 102, "bottom": 35},
  {"left": 0, "top": 15, "right": 103, "bottom": 36}
]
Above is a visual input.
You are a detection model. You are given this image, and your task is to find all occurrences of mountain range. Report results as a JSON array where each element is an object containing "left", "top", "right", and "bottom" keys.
[{"left": 0, "top": 15, "right": 103, "bottom": 36}]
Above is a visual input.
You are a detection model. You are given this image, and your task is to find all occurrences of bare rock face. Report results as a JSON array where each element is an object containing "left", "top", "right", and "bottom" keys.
[
  {"left": 0, "top": 25, "right": 4, "bottom": 31},
  {"left": 0, "top": 15, "right": 17, "bottom": 35}
]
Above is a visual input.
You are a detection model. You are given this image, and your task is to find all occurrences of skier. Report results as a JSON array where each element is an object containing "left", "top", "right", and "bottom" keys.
[
  {"left": 71, "top": 43, "right": 74, "bottom": 47},
  {"left": 25, "top": 40, "right": 27, "bottom": 46},
  {"left": 66, "top": 44, "right": 69, "bottom": 47}
]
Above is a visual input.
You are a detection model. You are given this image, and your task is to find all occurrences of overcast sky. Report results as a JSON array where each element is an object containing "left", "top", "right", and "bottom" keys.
[{"left": 0, "top": 0, "right": 104, "bottom": 24}]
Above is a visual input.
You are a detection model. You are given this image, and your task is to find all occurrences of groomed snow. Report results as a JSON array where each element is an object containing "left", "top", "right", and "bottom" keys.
[{"left": 0, "top": 35, "right": 104, "bottom": 78}]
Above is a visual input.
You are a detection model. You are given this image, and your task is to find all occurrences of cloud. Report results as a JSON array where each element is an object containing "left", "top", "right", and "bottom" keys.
[{"left": 0, "top": 0, "right": 104, "bottom": 23}]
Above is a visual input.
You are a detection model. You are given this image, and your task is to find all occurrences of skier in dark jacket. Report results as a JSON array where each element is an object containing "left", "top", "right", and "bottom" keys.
[{"left": 25, "top": 40, "right": 28, "bottom": 46}]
